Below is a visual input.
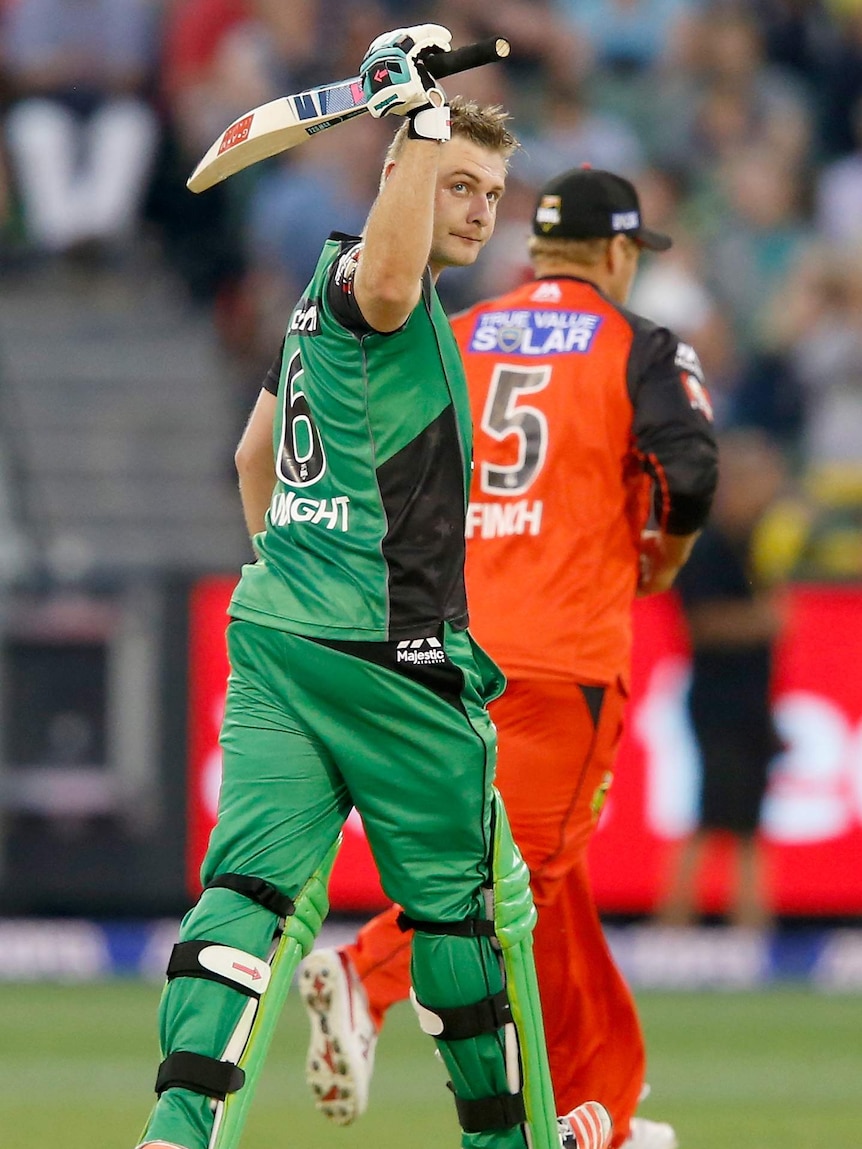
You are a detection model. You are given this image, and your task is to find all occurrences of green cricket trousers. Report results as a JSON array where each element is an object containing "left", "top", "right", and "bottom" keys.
[{"left": 142, "top": 617, "right": 549, "bottom": 1149}]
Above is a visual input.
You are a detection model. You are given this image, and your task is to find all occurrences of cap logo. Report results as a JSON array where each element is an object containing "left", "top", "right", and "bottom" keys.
[
  {"left": 535, "top": 194, "right": 562, "bottom": 232},
  {"left": 611, "top": 210, "right": 640, "bottom": 232}
]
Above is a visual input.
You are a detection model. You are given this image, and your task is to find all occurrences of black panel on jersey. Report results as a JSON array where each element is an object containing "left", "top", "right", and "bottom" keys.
[
  {"left": 377, "top": 405, "right": 469, "bottom": 637},
  {"left": 263, "top": 343, "right": 283, "bottom": 395},
  {"left": 625, "top": 317, "right": 718, "bottom": 535}
]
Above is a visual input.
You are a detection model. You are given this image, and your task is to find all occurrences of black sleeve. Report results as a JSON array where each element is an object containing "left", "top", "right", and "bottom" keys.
[
  {"left": 325, "top": 238, "right": 417, "bottom": 336},
  {"left": 325, "top": 240, "right": 378, "bottom": 336},
  {"left": 262, "top": 342, "right": 284, "bottom": 395},
  {"left": 627, "top": 320, "right": 719, "bottom": 536}
]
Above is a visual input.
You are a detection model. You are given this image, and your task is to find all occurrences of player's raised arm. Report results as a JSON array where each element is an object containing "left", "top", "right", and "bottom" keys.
[{"left": 353, "top": 24, "right": 452, "bottom": 332}]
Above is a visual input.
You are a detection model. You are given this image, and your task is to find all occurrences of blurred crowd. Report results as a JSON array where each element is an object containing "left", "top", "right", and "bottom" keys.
[{"left": 1, "top": 0, "right": 862, "bottom": 580}]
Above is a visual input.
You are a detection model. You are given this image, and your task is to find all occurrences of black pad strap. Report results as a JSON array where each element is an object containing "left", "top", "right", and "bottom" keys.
[
  {"left": 155, "top": 1051, "right": 245, "bottom": 1099},
  {"left": 397, "top": 910, "right": 496, "bottom": 938},
  {"left": 205, "top": 872, "right": 295, "bottom": 918},
  {"left": 451, "top": 1086, "right": 527, "bottom": 1133},
  {"left": 166, "top": 940, "right": 264, "bottom": 998},
  {"left": 418, "top": 988, "right": 512, "bottom": 1040}
]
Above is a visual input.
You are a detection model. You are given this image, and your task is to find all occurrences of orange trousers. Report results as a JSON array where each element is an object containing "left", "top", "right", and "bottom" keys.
[{"left": 343, "top": 677, "right": 644, "bottom": 1148}]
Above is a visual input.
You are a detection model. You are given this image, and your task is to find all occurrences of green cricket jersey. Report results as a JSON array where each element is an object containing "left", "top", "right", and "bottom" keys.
[{"left": 230, "top": 234, "right": 474, "bottom": 641}]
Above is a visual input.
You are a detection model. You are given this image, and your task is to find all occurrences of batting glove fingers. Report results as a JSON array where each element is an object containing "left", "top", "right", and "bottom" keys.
[
  {"left": 364, "top": 23, "right": 452, "bottom": 59},
  {"left": 361, "top": 23, "right": 452, "bottom": 118}
]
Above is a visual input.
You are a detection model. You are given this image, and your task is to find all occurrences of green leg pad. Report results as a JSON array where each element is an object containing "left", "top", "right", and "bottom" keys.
[
  {"left": 140, "top": 838, "right": 339, "bottom": 1149},
  {"left": 491, "top": 791, "right": 558, "bottom": 1149},
  {"left": 210, "top": 838, "right": 337, "bottom": 1149},
  {"left": 412, "top": 930, "right": 527, "bottom": 1149},
  {"left": 410, "top": 790, "right": 558, "bottom": 1149}
]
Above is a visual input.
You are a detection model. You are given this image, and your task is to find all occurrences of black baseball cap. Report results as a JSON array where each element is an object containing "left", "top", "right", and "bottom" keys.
[{"left": 532, "top": 167, "right": 672, "bottom": 251}]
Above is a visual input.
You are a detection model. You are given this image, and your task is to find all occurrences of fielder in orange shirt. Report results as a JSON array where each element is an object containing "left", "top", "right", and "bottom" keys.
[{"left": 298, "top": 168, "right": 718, "bottom": 1149}]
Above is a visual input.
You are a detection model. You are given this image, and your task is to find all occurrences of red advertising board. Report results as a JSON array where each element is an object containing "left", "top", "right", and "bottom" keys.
[{"left": 188, "top": 578, "right": 862, "bottom": 917}]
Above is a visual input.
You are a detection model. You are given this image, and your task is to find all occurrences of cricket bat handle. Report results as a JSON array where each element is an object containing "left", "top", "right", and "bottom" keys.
[{"left": 425, "top": 37, "right": 511, "bottom": 80}]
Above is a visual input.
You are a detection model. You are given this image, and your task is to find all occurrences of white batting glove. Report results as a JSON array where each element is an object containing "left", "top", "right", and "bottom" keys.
[
  {"left": 360, "top": 23, "right": 452, "bottom": 119},
  {"left": 364, "top": 23, "right": 452, "bottom": 57}
]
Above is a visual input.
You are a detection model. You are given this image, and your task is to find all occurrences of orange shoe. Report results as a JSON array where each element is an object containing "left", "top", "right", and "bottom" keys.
[{"left": 558, "top": 1100, "right": 613, "bottom": 1149}]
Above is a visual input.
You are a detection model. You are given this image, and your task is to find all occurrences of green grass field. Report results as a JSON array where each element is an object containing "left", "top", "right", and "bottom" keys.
[{"left": 1, "top": 981, "right": 860, "bottom": 1148}]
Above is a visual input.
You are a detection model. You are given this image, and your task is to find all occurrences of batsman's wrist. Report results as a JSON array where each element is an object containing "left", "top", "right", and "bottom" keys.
[{"left": 407, "top": 100, "right": 450, "bottom": 141}]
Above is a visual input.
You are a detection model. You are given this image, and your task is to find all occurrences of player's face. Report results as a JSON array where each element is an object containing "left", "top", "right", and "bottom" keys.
[{"left": 430, "top": 137, "right": 507, "bottom": 273}]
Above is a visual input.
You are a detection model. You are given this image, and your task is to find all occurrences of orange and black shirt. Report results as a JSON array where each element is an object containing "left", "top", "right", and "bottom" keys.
[{"left": 454, "top": 275, "right": 718, "bottom": 686}]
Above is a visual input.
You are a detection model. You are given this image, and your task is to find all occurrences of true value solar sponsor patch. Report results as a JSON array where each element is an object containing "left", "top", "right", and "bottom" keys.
[{"left": 468, "top": 310, "right": 603, "bottom": 355}]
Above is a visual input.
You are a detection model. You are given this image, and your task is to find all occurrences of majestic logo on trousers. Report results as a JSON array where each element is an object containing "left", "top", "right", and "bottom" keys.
[{"left": 396, "top": 638, "right": 446, "bottom": 665}]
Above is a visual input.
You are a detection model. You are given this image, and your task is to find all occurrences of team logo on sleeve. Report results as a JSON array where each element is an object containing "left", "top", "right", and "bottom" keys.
[
  {"left": 288, "top": 296, "right": 320, "bottom": 335},
  {"left": 675, "top": 342, "right": 714, "bottom": 421},
  {"left": 334, "top": 243, "right": 363, "bottom": 295},
  {"left": 674, "top": 341, "right": 705, "bottom": 379},
  {"left": 468, "top": 310, "right": 603, "bottom": 355},
  {"left": 681, "top": 371, "right": 713, "bottom": 421}
]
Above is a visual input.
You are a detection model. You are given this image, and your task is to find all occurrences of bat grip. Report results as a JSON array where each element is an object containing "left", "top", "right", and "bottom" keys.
[{"left": 425, "top": 37, "right": 511, "bottom": 80}]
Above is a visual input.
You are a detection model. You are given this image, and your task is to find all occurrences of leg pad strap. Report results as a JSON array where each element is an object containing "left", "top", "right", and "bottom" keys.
[
  {"left": 204, "top": 873, "right": 295, "bottom": 918},
  {"left": 155, "top": 1051, "right": 245, "bottom": 1100},
  {"left": 166, "top": 941, "right": 271, "bottom": 998},
  {"left": 397, "top": 909, "right": 495, "bottom": 938},
  {"left": 207, "top": 838, "right": 340, "bottom": 1149},
  {"left": 412, "top": 986, "right": 513, "bottom": 1040},
  {"left": 451, "top": 1086, "right": 527, "bottom": 1133}
]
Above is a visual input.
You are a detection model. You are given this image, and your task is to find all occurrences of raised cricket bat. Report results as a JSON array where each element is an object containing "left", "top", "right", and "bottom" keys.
[{"left": 187, "top": 37, "right": 511, "bottom": 193}]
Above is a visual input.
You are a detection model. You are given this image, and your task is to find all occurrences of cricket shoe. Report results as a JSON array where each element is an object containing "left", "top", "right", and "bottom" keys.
[
  {"left": 622, "top": 1116, "right": 679, "bottom": 1148},
  {"left": 299, "top": 947, "right": 377, "bottom": 1126},
  {"left": 558, "top": 1100, "right": 613, "bottom": 1149}
]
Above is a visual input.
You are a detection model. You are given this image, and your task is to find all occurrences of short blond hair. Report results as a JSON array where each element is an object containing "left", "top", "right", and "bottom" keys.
[
  {"left": 384, "top": 95, "right": 519, "bottom": 166},
  {"left": 528, "top": 233, "right": 639, "bottom": 270},
  {"left": 528, "top": 235, "right": 611, "bottom": 267}
]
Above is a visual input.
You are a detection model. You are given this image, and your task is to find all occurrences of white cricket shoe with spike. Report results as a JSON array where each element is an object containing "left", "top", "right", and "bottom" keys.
[
  {"left": 623, "top": 1116, "right": 679, "bottom": 1147},
  {"left": 558, "top": 1100, "right": 613, "bottom": 1149},
  {"left": 298, "top": 948, "right": 377, "bottom": 1126}
]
